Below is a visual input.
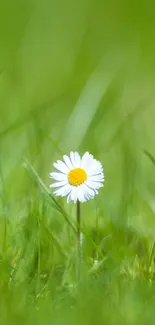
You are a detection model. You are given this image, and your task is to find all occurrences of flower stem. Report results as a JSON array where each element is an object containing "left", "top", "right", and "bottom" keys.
[{"left": 76, "top": 200, "right": 81, "bottom": 281}]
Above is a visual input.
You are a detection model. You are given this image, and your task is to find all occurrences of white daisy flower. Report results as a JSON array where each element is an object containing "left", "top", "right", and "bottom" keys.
[{"left": 50, "top": 152, "right": 104, "bottom": 203}]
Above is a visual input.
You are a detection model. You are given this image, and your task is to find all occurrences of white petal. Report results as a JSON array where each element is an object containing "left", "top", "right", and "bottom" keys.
[
  {"left": 81, "top": 183, "right": 95, "bottom": 201},
  {"left": 81, "top": 152, "right": 89, "bottom": 164},
  {"left": 54, "top": 184, "right": 72, "bottom": 197},
  {"left": 50, "top": 172, "right": 67, "bottom": 181},
  {"left": 81, "top": 152, "right": 94, "bottom": 170},
  {"left": 89, "top": 174, "right": 104, "bottom": 182},
  {"left": 88, "top": 168, "right": 103, "bottom": 176},
  {"left": 50, "top": 180, "right": 68, "bottom": 188},
  {"left": 77, "top": 186, "right": 86, "bottom": 203},
  {"left": 71, "top": 186, "right": 78, "bottom": 203},
  {"left": 67, "top": 192, "right": 72, "bottom": 203},
  {"left": 63, "top": 155, "right": 73, "bottom": 169},
  {"left": 74, "top": 152, "right": 81, "bottom": 167},
  {"left": 88, "top": 159, "right": 102, "bottom": 170},
  {"left": 88, "top": 160, "right": 103, "bottom": 175},
  {"left": 53, "top": 160, "right": 69, "bottom": 174},
  {"left": 83, "top": 189, "right": 91, "bottom": 201},
  {"left": 70, "top": 151, "right": 76, "bottom": 168},
  {"left": 85, "top": 180, "right": 103, "bottom": 190}
]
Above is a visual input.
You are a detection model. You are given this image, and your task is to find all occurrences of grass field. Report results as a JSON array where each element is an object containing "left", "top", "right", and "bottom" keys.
[{"left": 1, "top": 0, "right": 155, "bottom": 324}]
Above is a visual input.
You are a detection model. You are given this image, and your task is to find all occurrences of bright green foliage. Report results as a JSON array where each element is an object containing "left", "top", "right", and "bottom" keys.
[{"left": 0, "top": 0, "right": 155, "bottom": 324}]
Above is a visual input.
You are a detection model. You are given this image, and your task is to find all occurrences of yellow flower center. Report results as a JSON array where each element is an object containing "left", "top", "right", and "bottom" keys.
[{"left": 68, "top": 168, "right": 87, "bottom": 186}]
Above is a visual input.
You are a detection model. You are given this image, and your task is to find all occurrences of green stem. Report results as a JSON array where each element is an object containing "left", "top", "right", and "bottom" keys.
[
  {"left": 76, "top": 200, "right": 81, "bottom": 281},
  {"left": 37, "top": 213, "right": 41, "bottom": 292},
  {"left": 3, "top": 216, "right": 7, "bottom": 256}
]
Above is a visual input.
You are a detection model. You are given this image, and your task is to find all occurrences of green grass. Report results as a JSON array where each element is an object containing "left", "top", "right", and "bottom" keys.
[{"left": 1, "top": 0, "right": 155, "bottom": 324}]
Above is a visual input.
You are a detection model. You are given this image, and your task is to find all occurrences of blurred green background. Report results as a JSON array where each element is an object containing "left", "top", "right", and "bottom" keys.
[{"left": 1, "top": 0, "right": 155, "bottom": 324}]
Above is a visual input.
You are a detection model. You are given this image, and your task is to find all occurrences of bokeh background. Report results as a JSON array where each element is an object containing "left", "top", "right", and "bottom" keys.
[{"left": 1, "top": 0, "right": 155, "bottom": 324}]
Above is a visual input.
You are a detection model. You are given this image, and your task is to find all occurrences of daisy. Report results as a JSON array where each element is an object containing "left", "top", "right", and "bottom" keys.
[{"left": 50, "top": 152, "right": 104, "bottom": 203}]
